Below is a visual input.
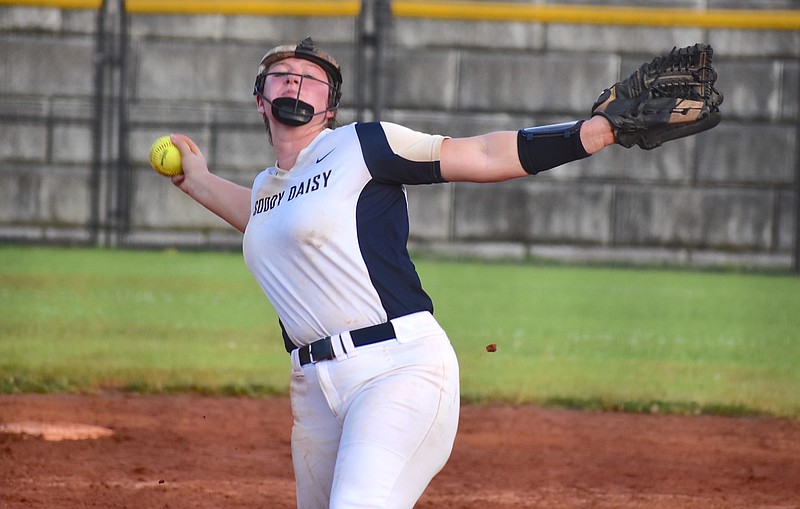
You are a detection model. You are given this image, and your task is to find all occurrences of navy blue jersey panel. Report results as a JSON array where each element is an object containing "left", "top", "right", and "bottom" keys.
[{"left": 356, "top": 180, "right": 434, "bottom": 319}]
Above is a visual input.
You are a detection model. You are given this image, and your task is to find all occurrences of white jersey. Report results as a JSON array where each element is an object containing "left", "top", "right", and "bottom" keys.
[{"left": 242, "top": 122, "right": 447, "bottom": 350}]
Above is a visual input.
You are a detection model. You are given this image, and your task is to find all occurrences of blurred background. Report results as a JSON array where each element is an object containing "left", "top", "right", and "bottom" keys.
[{"left": 1, "top": 0, "right": 798, "bottom": 271}]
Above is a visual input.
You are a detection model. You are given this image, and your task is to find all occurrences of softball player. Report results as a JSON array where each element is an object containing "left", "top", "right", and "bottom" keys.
[{"left": 169, "top": 37, "right": 615, "bottom": 508}]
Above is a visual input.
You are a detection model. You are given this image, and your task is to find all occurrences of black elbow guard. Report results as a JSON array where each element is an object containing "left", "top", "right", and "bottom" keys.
[{"left": 517, "top": 120, "right": 590, "bottom": 175}]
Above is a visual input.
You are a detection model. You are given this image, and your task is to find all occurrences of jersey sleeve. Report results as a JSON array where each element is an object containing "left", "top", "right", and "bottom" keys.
[{"left": 355, "top": 122, "right": 449, "bottom": 185}]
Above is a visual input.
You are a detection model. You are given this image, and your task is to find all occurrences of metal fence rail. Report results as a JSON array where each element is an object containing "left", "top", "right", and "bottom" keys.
[{"left": 3, "top": 0, "right": 800, "bottom": 30}]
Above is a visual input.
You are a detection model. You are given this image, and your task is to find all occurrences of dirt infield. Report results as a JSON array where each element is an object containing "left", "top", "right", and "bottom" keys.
[{"left": 1, "top": 394, "right": 799, "bottom": 509}]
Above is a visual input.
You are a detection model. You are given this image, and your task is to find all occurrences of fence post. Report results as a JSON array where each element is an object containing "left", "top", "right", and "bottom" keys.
[
  {"left": 354, "top": 0, "right": 392, "bottom": 122},
  {"left": 794, "top": 106, "right": 800, "bottom": 274},
  {"left": 371, "top": 0, "right": 392, "bottom": 120},
  {"left": 90, "top": 0, "right": 130, "bottom": 247}
]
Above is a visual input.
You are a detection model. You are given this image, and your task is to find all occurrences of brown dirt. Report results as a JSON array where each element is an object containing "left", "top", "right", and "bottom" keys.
[{"left": 1, "top": 393, "right": 799, "bottom": 509}]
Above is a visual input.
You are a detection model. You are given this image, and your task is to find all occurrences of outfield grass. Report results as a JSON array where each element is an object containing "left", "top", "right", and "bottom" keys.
[{"left": 1, "top": 245, "right": 798, "bottom": 418}]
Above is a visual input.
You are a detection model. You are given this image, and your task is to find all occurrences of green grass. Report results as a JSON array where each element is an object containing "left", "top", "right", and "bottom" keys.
[
  {"left": 0, "top": 246, "right": 288, "bottom": 396},
  {"left": 1, "top": 245, "right": 799, "bottom": 418},
  {"left": 421, "top": 260, "right": 800, "bottom": 417}
]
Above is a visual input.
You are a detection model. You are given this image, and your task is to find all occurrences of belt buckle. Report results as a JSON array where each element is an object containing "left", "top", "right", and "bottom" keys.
[{"left": 309, "top": 337, "right": 334, "bottom": 363}]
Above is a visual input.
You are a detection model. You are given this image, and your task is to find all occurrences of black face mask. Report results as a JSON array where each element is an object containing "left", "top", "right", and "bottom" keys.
[
  {"left": 269, "top": 97, "right": 315, "bottom": 127},
  {"left": 254, "top": 72, "right": 340, "bottom": 127}
]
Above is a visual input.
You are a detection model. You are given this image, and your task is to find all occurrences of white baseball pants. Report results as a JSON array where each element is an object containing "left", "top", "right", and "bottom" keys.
[{"left": 288, "top": 311, "right": 460, "bottom": 509}]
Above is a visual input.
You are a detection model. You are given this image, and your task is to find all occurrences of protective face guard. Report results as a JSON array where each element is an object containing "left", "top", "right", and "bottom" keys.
[
  {"left": 254, "top": 71, "right": 340, "bottom": 127},
  {"left": 253, "top": 37, "right": 343, "bottom": 127}
]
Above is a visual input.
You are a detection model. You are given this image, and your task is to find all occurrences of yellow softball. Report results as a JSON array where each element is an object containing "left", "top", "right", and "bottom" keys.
[{"left": 148, "top": 136, "right": 183, "bottom": 177}]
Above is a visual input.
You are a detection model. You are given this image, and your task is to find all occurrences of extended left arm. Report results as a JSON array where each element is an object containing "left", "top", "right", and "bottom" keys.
[{"left": 439, "top": 115, "right": 614, "bottom": 183}]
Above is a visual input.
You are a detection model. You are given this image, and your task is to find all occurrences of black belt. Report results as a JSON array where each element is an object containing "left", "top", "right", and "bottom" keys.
[{"left": 296, "top": 321, "right": 396, "bottom": 366}]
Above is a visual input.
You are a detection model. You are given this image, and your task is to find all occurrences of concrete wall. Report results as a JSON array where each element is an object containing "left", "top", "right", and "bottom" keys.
[{"left": 1, "top": 2, "right": 798, "bottom": 269}]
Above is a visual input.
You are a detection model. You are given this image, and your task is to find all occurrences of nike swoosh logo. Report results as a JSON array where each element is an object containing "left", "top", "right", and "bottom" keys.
[{"left": 316, "top": 148, "right": 335, "bottom": 164}]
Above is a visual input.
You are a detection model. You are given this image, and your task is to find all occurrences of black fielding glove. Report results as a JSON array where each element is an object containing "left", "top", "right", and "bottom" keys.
[{"left": 591, "top": 43, "right": 724, "bottom": 150}]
